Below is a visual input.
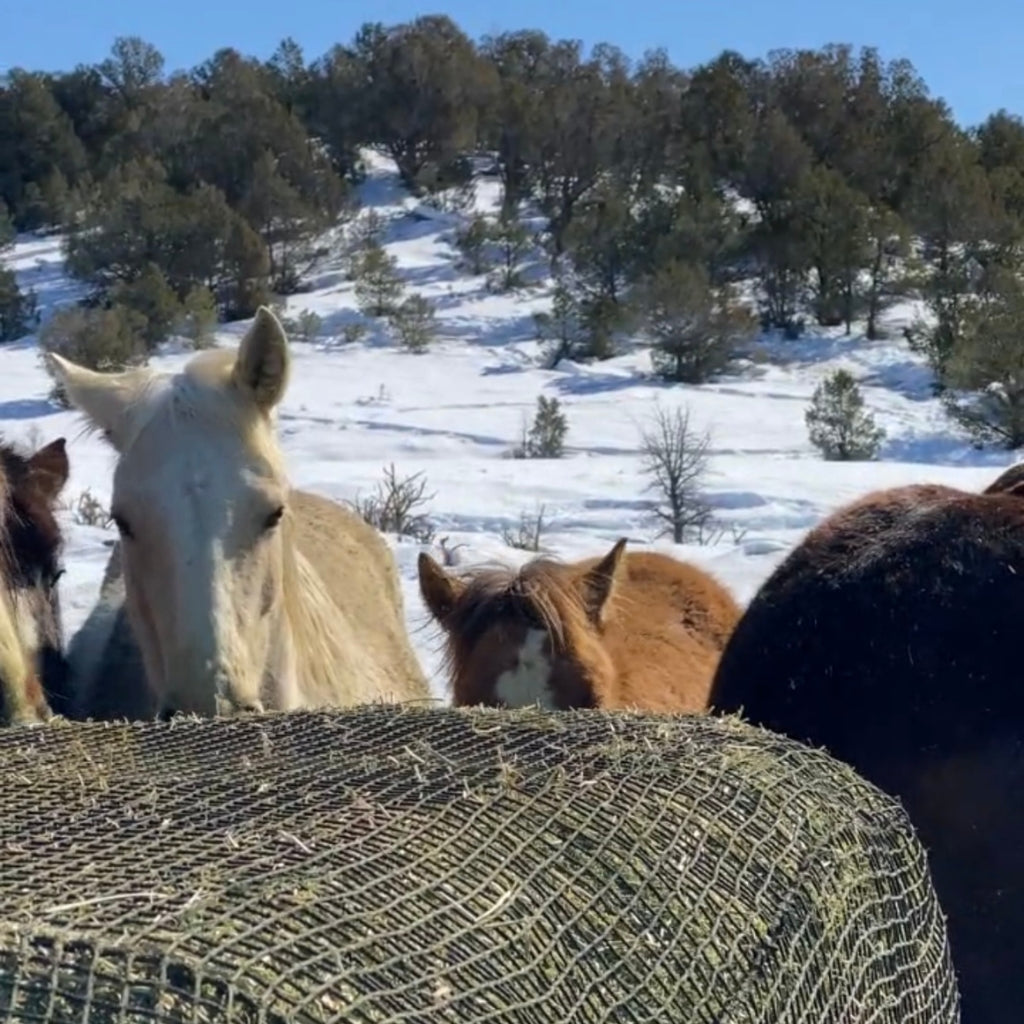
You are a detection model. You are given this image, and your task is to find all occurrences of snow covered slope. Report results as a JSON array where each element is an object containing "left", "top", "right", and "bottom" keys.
[{"left": 1, "top": 152, "right": 1013, "bottom": 700}]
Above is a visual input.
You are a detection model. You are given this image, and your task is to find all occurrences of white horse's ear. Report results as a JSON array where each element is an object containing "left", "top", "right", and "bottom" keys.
[
  {"left": 232, "top": 307, "right": 290, "bottom": 414},
  {"left": 44, "top": 353, "right": 151, "bottom": 453}
]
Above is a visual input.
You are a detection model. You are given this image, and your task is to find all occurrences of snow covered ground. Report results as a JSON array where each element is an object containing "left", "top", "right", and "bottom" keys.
[{"left": 1, "top": 151, "right": 1016, "bottom": 700}]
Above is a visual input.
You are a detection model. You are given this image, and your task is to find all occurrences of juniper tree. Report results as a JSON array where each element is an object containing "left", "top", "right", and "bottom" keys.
[
  {"left": 0, "top": 268, "right": 38, "bottom": 342},
  {"left": 637, "top": 260, "right": 757, "bottom": 383},
  {"left": 524, "top": 395, "right": 568, "bottom": 457},
  {"left": 941, "top": 267, "right": 1024, "bottom": 449},
  {"left": 805, "top": 369, "right": 886, "bottom": 460},
  {"left": 354, "top": 242, "right": 404, "bottom": 316}
]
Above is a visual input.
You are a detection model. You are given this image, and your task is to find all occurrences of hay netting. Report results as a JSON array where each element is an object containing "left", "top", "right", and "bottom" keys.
[{"left": 0, "top": 705, "right": 959, "bottom": 1023}]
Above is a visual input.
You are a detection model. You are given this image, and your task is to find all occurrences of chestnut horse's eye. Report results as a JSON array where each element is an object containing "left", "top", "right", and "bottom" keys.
[{"left": 263, "top": 505, "right": 285, "bottom": 532}]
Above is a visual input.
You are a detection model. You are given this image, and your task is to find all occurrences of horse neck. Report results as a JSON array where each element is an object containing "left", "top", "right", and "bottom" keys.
[{"left": 274, "top": 514, "right": 372, "bottom": 707}]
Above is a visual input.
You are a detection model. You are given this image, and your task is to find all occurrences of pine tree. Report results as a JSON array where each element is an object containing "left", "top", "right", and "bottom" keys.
[
  {"left": 454, "top": 214, "right": 492, "bottom": 274},
  {"left": 523, "top": 395, "right": 568, "bottom": 458},
  {"left": 354, "top": 242, "right": 404, "bottom": 316},
  {"left": 805, "top": 369, "right": 886, "bottom": 460},
  {"left": 638, "top": 261, "right": 757, "bottom": 383},
  {"left": 176, "top": 285, "right": 219, "bottom": 348},
  {"left": 388, "top": 293, "right": 437, "bottom": 353},
  {"left": 487, "top": 216, "right": 531, "bottom": 291},
  {"left": 941, "top": 266, "right": 1024, "bottom": 449},
  {"left": 0, "top": 267, "right": 38, "bottom": 342},
  {"left": 0, "top": 202, "right": 14, "bottom": 250}
]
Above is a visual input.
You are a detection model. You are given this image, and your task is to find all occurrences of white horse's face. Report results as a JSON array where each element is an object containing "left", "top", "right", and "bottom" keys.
[
  {"left": 49, "top": 308, "right": 294, "bottom": 718},
  {"left": 110, "top": 399, "right": 288, "bottom": 717}
]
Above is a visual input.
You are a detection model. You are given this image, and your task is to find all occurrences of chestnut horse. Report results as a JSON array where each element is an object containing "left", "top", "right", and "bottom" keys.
[
  {"left": 419, "top": 538, "right": 741, "bottom": 711},
  {"left": 0, "top": 437, "right": 70, "bottom": 725},
  {"left": 708, "top": 465, "right": 1024, "bottom": 1024}
]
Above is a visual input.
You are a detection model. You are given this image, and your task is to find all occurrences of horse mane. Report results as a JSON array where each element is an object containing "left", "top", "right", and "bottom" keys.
[
  {"left": 441, "top": 555, "right": 592, "bottom": 663},
  {"left": 278, "top": 519, "right": 350, "bottom": 697},
  {"left": 0, "top": 440, "right": 62, "bottom": 582}
]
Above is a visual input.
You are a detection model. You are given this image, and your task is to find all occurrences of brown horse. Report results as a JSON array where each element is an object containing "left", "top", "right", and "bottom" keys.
[
  {"left": 418, "top": 538, "right": 741, "bottom": 711},
  {"left": 0, "top": 437, "right": 70, "bottom": 726},
  {"left": 707, "top": 465, "right": 1024, "bottom": 1024}
]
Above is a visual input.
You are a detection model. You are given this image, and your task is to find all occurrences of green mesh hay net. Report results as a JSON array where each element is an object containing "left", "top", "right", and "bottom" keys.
[{"left": 0, "top": 705, "right": 959, "bottom": 1022}]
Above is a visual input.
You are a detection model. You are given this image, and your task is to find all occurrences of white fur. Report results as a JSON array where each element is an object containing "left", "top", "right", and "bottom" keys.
[
  {"left": 52, "top": 310, "right": 431, "bottom": 719},
  {"left": 50, "top": 315, "right": 294, "bottom": 717},
  {"left": 0, "top": 585, "right": 33, "bottom": 723},
  {"left": 495, "top": 628, "right": 555, "bottom": 709}
]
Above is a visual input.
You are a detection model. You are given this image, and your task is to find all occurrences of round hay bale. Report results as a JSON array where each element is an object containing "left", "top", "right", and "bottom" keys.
[{"left": 0, "top": 705, "right": 958, "bottom": 1023}]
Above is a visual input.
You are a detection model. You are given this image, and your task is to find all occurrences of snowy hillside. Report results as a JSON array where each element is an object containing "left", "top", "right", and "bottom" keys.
[{"left": 1, "top": 151, "right": 1016, "bottom": 700}]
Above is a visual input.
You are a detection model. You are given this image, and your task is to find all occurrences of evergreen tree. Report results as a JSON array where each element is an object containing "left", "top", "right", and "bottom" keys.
[
  {"left": 638, "top": 261, "right": 758, "bottom": 383},
  {"left": 805, "top": 369, "right": 886, "bottom": 460},
  {"left": 0, "top": 202, "right": 14, "bottom": 249},
  {"left": 354, "top": 242, "right": 404, "bottom": 316},
  {"left": 487, "top": 216, "right": 532, "bottom": 291},
  {"left": 942, "top": 266, "right": 1024, "bottom": 449},
  {"left": 517, "top": 395, "right": 568, "bottom": 458},
  {"left": 388, "top": 293, "right": 437, "bottom": 352},
  {"left": 453, "top": 214, "right": 492, "bottom": 274},
  {"left": 109, "top": 262, "right": 181, "bottom": 348},
  {"left": 0, "top": 268, "right": 38, "bottom": 342}
]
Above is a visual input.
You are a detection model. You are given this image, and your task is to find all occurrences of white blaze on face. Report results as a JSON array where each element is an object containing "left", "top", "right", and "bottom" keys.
[{"left": 494, "top": 628, "right": 555, "bottom": 709}]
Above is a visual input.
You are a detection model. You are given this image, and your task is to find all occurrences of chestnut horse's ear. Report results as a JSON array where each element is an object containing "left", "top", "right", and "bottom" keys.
[
  {"left": 582, "top": 537, "right": 628, "bottom": 625},
  {"left": 26, "top": 437, "right": 70, "bottom": 504},
  {"left": 983, "top": 463, "right": 1024, "bottom": 498},
  {"left": 417, "top": 552, "right": 465, "bottom": 624}
]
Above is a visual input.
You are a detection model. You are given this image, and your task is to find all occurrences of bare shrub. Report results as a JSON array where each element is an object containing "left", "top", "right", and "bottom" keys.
[
  {"left": 349, "top": 463, "right": 435, "bottom": 542},
  {"left": 639, "top": 404, "right": 714, "bottom": 544},
  {"left": 436, "top": 535, "right": 469, "bottom": 567},
  {"left": 501, "top": 504, "right": 549, "bottom": 552},
  {"left": 67, "top": 488, "right": 113, "bottom": 529}
]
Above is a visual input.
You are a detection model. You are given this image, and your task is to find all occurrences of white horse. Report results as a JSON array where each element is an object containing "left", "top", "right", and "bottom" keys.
[{"left": 48, "top": 307, "right": 431, "bottom": 719}]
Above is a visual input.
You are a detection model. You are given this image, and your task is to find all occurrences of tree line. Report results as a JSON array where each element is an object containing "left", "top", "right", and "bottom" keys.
[{"left": 3, "top": 20, "right": 1024, "bottom": 444}]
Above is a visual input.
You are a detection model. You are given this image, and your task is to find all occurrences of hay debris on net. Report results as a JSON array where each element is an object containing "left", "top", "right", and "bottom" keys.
[{"left": 0, "top": 704, "right": 959, "bottom": 1023}]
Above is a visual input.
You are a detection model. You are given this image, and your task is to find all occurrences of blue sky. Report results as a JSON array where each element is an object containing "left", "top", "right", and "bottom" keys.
[{"left": 2, "top": 0, "right": 1021, "bottom": 128}]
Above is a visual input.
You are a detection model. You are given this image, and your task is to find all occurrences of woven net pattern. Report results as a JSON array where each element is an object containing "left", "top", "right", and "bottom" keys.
[{"left": 0, "top": 705, "right": 959, "bottom": 1023}]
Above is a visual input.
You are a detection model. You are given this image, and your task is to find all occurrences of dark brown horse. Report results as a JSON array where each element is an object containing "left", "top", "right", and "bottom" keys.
[
  {"left": 708, "top": 465, "right": 1024, "bottom": 1024},
  {"left": 419, "top": 538, "right": 741, "bottom": 711},
  {"left": 0, "top": 437, "right": 70, "bottom": 725}
]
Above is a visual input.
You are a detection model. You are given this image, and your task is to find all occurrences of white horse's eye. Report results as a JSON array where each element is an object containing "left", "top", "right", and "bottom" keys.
[{"left": 262, "top": 505, "right": 285, "bottom": 532}]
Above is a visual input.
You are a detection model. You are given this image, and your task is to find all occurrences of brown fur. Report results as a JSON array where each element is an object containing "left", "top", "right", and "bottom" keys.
[
  {"left": 0, "top": 437, "right": 70, "bottom": 725},
  {"left": 420, "top": 538, "right": 741, "bottom": 712},
  {"left": 708, "top": 464, "right": 1024, "bottom": 1024}
]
